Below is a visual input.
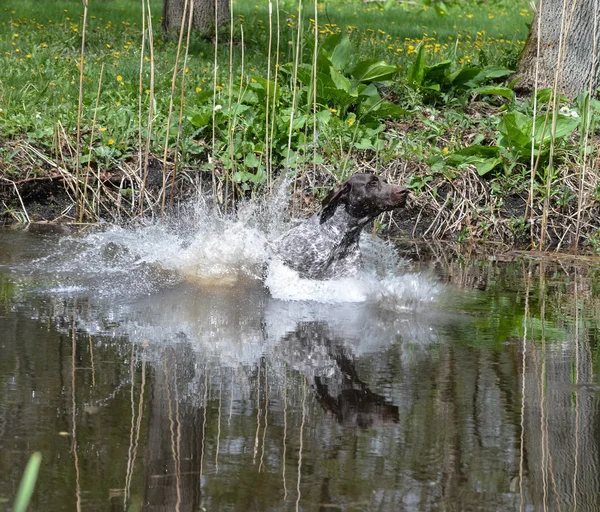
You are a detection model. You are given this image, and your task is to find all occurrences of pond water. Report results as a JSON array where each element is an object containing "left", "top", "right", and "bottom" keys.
[{"left": 1, "top": 200, "right": 600, "bottom": 511}]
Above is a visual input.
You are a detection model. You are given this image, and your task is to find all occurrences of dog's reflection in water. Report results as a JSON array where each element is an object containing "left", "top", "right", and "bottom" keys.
[{"left": 279, "top": 321, "right": 399, "bottom": 429}]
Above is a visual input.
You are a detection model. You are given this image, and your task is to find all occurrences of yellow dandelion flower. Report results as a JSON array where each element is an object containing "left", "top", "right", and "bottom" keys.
[
  {"left": 116, "top": 75, "right": 122, "bottom": 82},
  {"left": 347, "top": 117, "right": 355, "bottom": 126},
  {"left": 26, "top": 53, "right": 31, "bottom": 58},
  {"left": 108, "top": 139, "right": 114, "bottom": 145},
  {"left": 100, "top": 127, "right": 107, "bottom": 132},
  {"left": 195, "top": 87, "right": 202, "bottom": 93}
]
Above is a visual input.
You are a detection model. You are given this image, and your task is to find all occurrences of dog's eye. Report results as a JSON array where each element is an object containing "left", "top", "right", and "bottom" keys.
[{"left": 368, "top": 179, "right": 379, "bottom": 188}]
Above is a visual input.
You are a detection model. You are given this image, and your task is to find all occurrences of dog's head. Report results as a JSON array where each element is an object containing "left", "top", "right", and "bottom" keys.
[{"left": 320, "top": 173, "right": 408, "bottom": 225}]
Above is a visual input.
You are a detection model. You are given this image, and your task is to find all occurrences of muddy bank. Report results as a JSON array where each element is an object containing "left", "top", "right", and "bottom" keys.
[{"left": 1, "top": 138, "right": 596, "bottom": 252}]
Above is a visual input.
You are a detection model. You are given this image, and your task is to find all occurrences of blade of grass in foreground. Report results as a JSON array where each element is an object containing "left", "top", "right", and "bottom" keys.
[{"left": 13, "top": 452, "right": 42, "bottom": 512}]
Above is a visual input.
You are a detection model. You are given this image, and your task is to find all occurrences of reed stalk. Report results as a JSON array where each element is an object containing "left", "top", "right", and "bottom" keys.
[
  {"left": 225, "top": 0, "right": 236, "bottom": 211},
  {"left": 269, "top": 0, "right": 281, "bottom": 194},
  {"left": 312, "top": 0, "right": 318, "bottom": 176},
  {"left": 211, "top": 0, "right": 219, "bottom": 202},
  {"left": 288, "top": 0, "right": 303, "bottom": 215},
  {"left": 541, "top": 0, "right": 571, "bottom": 250},
  {"left": 161, "top": 0, "right": 190, "bottom": 215},
  {"left": 84, "top": 62, "right": 104, "bottom": 221},
  {"left": 228, "top": 26, "right": 246, "bottom": 209},
  {"left": 137, "top": 0, "right": 146, "bottom": 215},
  {"left": 139, "top": 0, "right": 156, "bottom": 217},
  {"left": 75, "top": 0, "right": 89, "bottom": 222},
  {"left": 170, "top": 0, "right": 195, "bottom": 211},
  {"left": 265, "top": 2, "right": 273, "bottom": 191},
  {"left": 528, "top": 0, "right": 542, "bottom": 246}
]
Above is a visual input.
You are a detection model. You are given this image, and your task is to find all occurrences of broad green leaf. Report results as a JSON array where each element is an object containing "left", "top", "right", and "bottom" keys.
[
  {"left": 354, "top": 138, "right": 375, "bottom": 150},
  {"left": 329, "top": 66, "right": 351, "bottom": 93},
  {"left": 536, "top": 88, "right": 569, "bottom": 104},
  {"left": 424, "top": 60, "right": 452, "bottom": 86},
  {"left": 370, "top": 100, "right": 409, "bottom": 118},
  {"left": 244, "top": 153, "right": 260, "bottom": 168},
  {"left": 316, "top": 109, "right": 332, "bottom": 125},
  {"left": 534, "top": 114, "right": 579, "bottom": 143},
  {"left": 352, "top": 59, "right": 400, "bottom": 82},
  {"left": 190, "top": 111, "right": 211, "bottom": 128},
  {"left": 330, "top": 36, "right": 352, "bottom": 72},
  {"left": 320, "top": 32, "right": 343, "bottom": 54},
  {"left": 449, "top": 66, "right": 483, "bottom": 87},
  {"left": 497, "top": 111, "right": 531, "bottom": 150},
  {"left": 471, "top": 85, "right": 515, "bottom": 100},
  {"left": 454, "top": 145, "right": 500, "bottom": 158},
  {"left": 479, "top": 66, "right": 513, "bottom": 80},
  {"left": 434, "top": 2, "right": 448, "bottom": 15}
]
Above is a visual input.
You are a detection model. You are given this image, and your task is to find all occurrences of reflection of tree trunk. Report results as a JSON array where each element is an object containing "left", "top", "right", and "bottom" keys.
[
  {"left": 162, "top": 0, "right": 230, "bottom": 33},
  {"left": 144, "top": 346, "right": 204, "bottom": 511},
  {"left": 522, "top": 340, "right": 600, "bottom": 509},
  {"left": 436, "top": 345, "right": 464, "bottom": 503}
]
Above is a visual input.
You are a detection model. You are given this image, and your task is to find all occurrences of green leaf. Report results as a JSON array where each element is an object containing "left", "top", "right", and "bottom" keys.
[
  {"left": 329, "top": 66, "right": 351, "bottom": 93},
  {"left": 244, "top": 153, "right": 260, "bottom": 168},
  {"left": 190, "top": 111, "right": 211, "bottom": 128},
  {"left": 407, "top": 44, "right": 426, "bottom": 86},
  {"left": 479, "top": 66, "right": 513, "bottom": 80},
  {"left": 536, "top": 114, "right": 579, "bottom": 142},
  {"left": 14, "top": 453, "right": 42, "bottom": 512},
  {"left": 536, "top": 88, "right": 570, "bottom": 104},
  {"left": 424, "top": 60, "right": 452, "bottom": 86},
  {"left": 434, "top": 2, "right": 448, "bottom": 15},
  {"left": 454, "top": 145, "right": 500, "bottom": 158},
  {"left": 449, "top": 66, "right": 483, "bottom": 88},
  {"left": 354, "top": 138, "right": 375, "bottom": 150},
  {"left": 330, "top": 36, "right": 352, "bottom": 72},
  {"left": 352, "top": 59, "right": 400, "bottom": 83},
  {"left": 320, "top": 32, "right": 343, "bottom": 54},
  {"left": 471, "top": 85, "right": 515, "bottom": 100},
  {"left": 316, "top": 109, "right": 332, "bottom": 125},
  {"left": 370, "top": 100, "right": 409, "bottom": 119},
  {"left": 497, "top": 111, "right": 531, "bottom": 151}
]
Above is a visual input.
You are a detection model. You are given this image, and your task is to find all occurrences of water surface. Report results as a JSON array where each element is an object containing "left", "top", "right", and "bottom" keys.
[{"left": 1, "top": 207, "right": 599, "bottom": 511}]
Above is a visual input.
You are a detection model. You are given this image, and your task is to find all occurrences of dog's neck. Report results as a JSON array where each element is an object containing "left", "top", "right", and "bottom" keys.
[{"left": 322, "top": 203, "right": 373, "bottom": 230}]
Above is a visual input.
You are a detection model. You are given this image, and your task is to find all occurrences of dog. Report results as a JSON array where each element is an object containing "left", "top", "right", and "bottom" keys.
[{"left": 273, "top": 173, "right": 408, "bottom": 279}]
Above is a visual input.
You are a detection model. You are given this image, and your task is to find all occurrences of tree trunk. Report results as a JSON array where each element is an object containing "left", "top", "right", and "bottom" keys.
[
  {"left": 162, "top": 0, "right": 229, "bottom": 33},
  {"left": 514, "top": 0, "right": 600, "bottom": 98}
]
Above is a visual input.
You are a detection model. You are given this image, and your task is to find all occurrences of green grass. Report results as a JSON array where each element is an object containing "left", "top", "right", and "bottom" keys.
[
  {"left": 0, "top": 0, "right": 530, "bottom": 154},
  {"left": 3, "top": 0, "right": 558, "bottom": 243}
]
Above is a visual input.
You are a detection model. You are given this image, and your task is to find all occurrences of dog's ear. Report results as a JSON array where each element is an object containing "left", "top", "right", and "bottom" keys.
[{"left": 320, "top": 181, "right": 350, "bottom": 224}]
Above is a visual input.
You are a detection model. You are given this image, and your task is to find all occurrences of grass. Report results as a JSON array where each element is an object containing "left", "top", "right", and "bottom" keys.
[{"left": 3, "top": 0, "right": 596, "bottom": 250}]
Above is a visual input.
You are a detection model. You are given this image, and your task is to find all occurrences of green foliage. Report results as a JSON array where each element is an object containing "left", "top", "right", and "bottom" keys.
[
  {"left": 13, "top": 452, "right": 42, "bottom": 512},
  {"left": 406, "top": 45, "right": 513, "bottom": 104}
]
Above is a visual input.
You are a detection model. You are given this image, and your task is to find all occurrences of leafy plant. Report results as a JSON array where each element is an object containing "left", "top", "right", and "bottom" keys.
[{"left": 406, "top": 44, "right": 513, "bottom": 104}]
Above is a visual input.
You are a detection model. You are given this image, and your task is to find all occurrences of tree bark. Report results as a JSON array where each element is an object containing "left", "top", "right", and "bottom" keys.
[
  {"left": 514, "top": 0, "right": 600, "bottom": 98},
  {"left": 162, "top": 0, "right": 229, "bottom": 33}
]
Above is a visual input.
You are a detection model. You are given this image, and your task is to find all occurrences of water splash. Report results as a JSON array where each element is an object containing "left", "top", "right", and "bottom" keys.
[{"left": 14, "top": 179, "right": 441, "bottom": 308}]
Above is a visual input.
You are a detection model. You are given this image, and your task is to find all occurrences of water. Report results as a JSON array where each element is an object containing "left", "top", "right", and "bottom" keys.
[{"left": 1, "top": 197, "right": 600, "bottom": 511}]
